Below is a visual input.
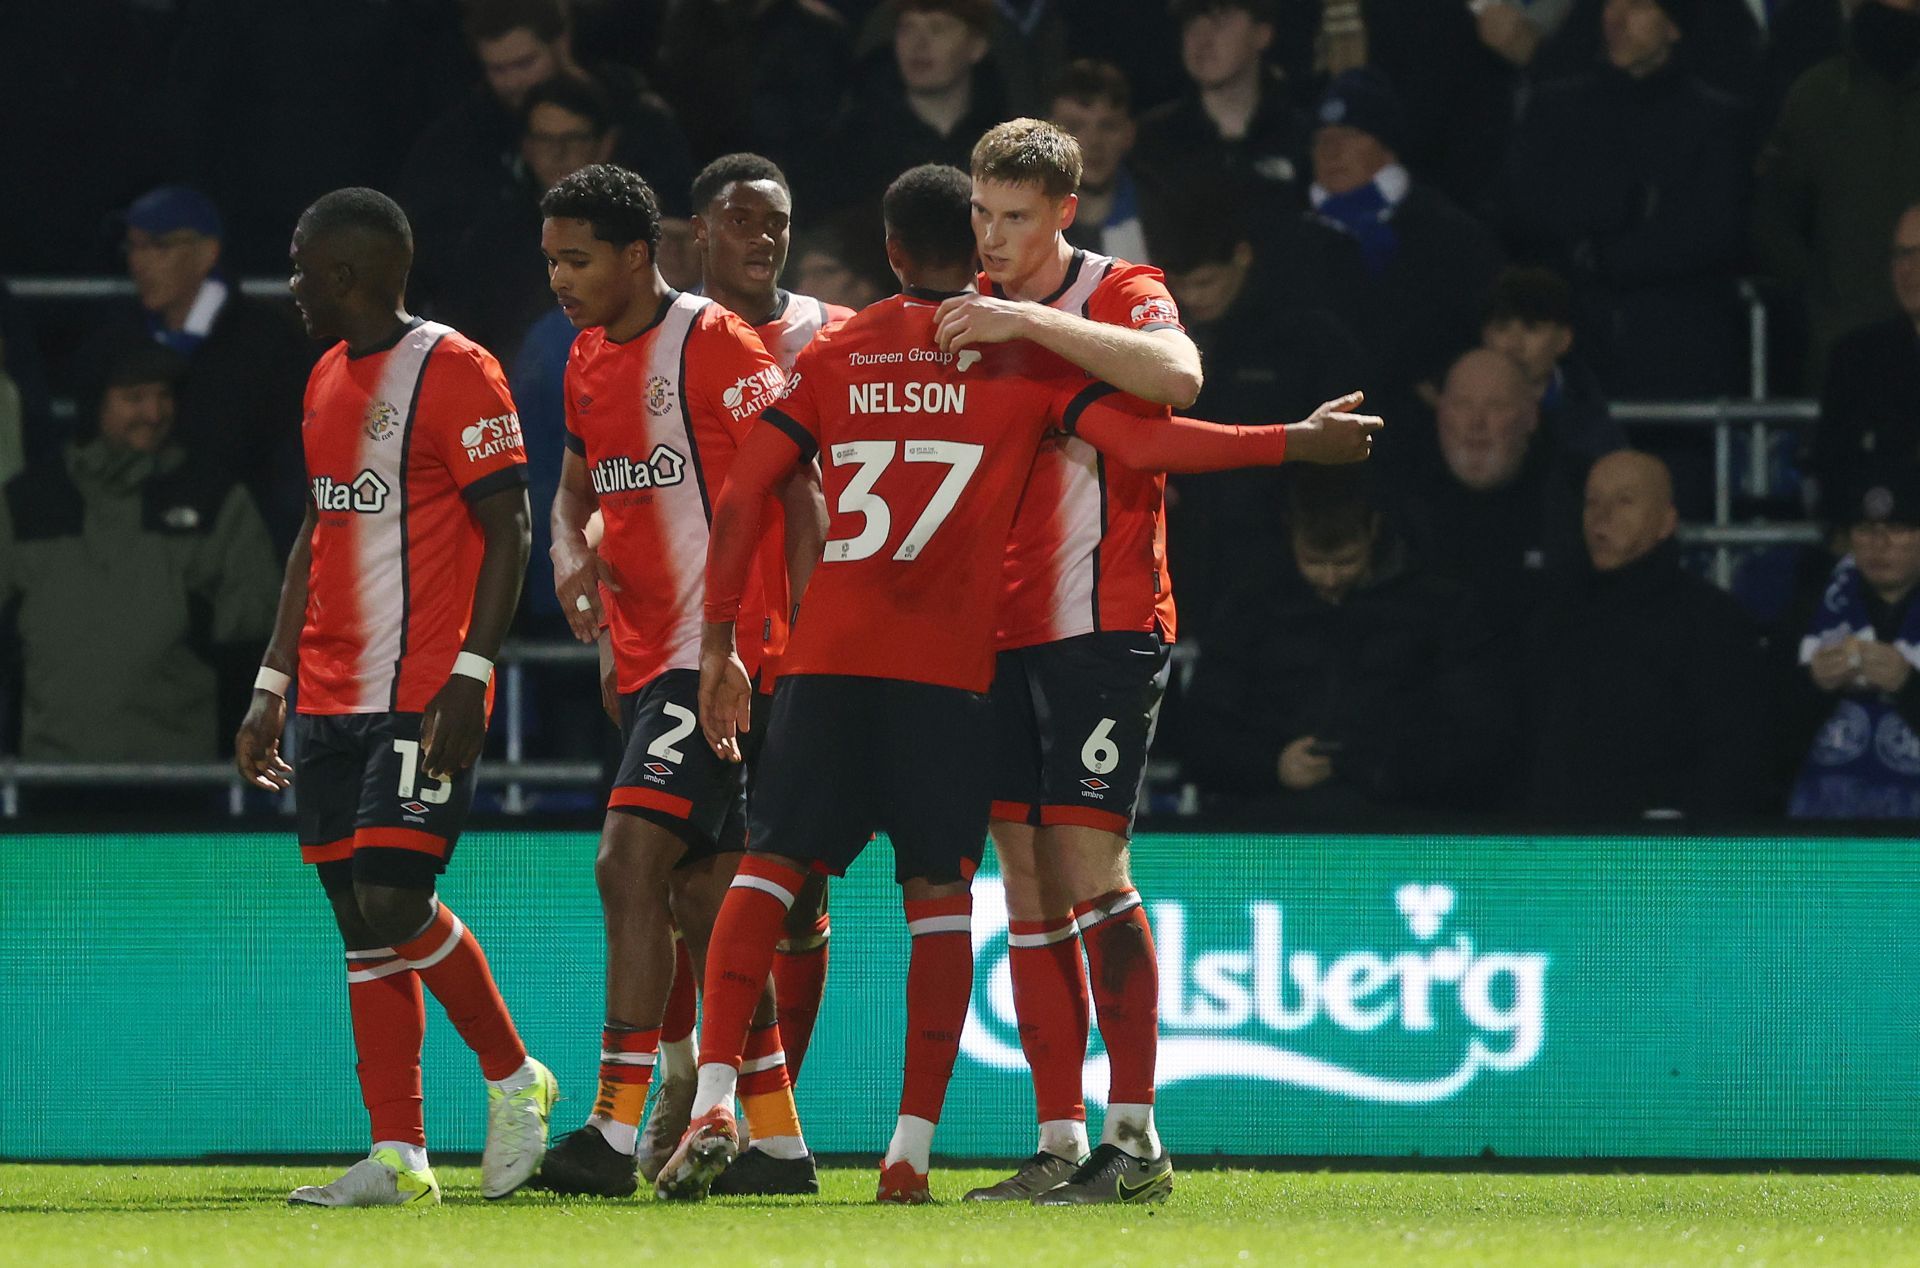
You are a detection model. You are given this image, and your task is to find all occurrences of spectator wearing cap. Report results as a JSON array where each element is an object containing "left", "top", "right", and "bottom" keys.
[
  {"left": 1754, "top": 0, "right": 1920, "bottom": 388},
  {"left": 1308, "top": 69, "right": 1504, "bottom": 416},
  {"left": 1147, "top": 191, "right": 1368, "bottom": 638},
  {"left": 1050, "top": 60, "right": 1152, "bottom": 264},
  {"left": 1305, "top": 0, "right": 1521, "bottom": 210},
  {"left": 1180, "top": 466, "right": 1514, "bottom": 825},
  {"left": 0, "top": 340, "right": 278, "bottom": 764},
  {"left": 1807, "top": 202, "right": 1920, "bottom": 519},
  {"left": 74, "top": 185, "right": 311, "bottom": 551},
  {"left": 1133, "top": 0, "right": 1313, "bottom": 236},
  {"left": 1481, "top": 265, "right": 1625, "bottom": 462},
  {"left": 1523, "top": 450, "right": 1771, "bottom": 822},
  {"left": 1503, "top": 0, "right": 1751, "bottom": 400},
  {"left": 1786, "top": 466, "right": 1920, "bottom": 819}
]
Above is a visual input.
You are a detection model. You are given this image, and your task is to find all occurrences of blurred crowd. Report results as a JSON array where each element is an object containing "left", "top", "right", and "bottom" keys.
[{"left": 1, "top": 0, "right": 1918, "bottom": 826}]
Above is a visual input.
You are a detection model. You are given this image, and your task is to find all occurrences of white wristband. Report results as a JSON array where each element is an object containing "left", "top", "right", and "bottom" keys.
[
  {"left": 452, "top": 651, "right": 494, "bottom": 684},
  {"left": 254, "top": 667, "right": 292, "bottom": 698}
]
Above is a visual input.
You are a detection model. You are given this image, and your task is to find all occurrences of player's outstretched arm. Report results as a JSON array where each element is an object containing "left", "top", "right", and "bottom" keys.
[
  {"left": 1075, "top": 390, "right": 1383, "bottom": 473},
  {"left": 235, "top": 500, "right": 316, "bottom": 791},
  {"left": 421, "top": 485, "right": 530, "bottom": 781},
  {"left": 550, "top": 449, "right": 620, "bottom": 644},
  {"left": 935, "top": 295, "right": 1203, "bottom": 407}
]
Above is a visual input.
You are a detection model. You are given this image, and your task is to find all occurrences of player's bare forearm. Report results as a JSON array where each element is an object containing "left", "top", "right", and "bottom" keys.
[
  {"left": 551, "top": 451, "right": 617, "bottom": 640},
  {"left": 464, "top": 486, "right": 531, "bottom": 661},
  {"left": 779, "top": 461, "right": 827, "bottom": 604},
  {"left": 260, "top": 502, "right": 316, "bottom": 676},
  {"left": 1026, "top": 308, "right": 1202, "bottom": 408}
]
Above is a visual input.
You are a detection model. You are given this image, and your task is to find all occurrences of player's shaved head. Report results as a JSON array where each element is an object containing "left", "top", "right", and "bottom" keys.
[
  {"left": 289, "top": 188, "right": 415, "bottom": 343},
  {"left": 692, "top": 153, "right": 789, "bottom": 215},
  {"left": 293, "top": 187, "right": 413, "bottom": 296},
  {"left": 883, "top": 164, "right": 977, "bottom": 274}
]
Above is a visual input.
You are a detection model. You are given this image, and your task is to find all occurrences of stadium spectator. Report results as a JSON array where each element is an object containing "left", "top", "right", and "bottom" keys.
[
  {"left": 831, "top": 0, "right": 1002, "bottom": 215},
  {"left": 1050, "top": 60, "right": 1152, "bottom": 263},
  {"left": 1472, "top": 0, "right": 1582, "bottom": 66},
  {"left": 1307, "top": 69, "right": 1504, "bottom": 415},
  {"left": 1531, "top": 0, "right": 1764, "bottom": 99},
  {"left": 74, "top": 185, "right": 311, "bottom": 551},
  {"left": 1133, "top": 0, "right": 1312, "bottom": 233},
  {"left": 429, "top": 74, "right": 619, "bottom": 358},
  {"left": 1480, "top": 265, "right": 1625, "bottom": 462},
  {"left": 1786, "top": 465, "right": 1920, "bottom": 820},
  {"left": 1181, "top": 466, "right": 1513, "bottom": 825},
  {"left": 1395, "top": 347, "right": 1586, "bottom": 635},
  {"left": 1523, "top": 450, "right": 1772, "bottom": 821},
  {"left": 1503, "top": 0, "right": 1752, "bottom": 400},
  {"left": 1805, "top": 202, "right": 1920, "bottom": 519},
  {"left": 399, "top": 0, "right": 695, "bottom": 329},
  {"left": 789, "top": 222, "right": 891, "bottom": 311},
  {"left": 1753, "top": 0, "right": 1920, "bottom": 387},
  {"left": 0, "top": 340, "right": 278, "bottom": 764},
  {"left": 652, "top": 0, "right": 853, "bottom": 167},
  {"left": 1150, "top": 196, "right": 1368, "bottom": 637},
  {"left": 1303, "top": 0, "right": 1521, "bottom": 207}
]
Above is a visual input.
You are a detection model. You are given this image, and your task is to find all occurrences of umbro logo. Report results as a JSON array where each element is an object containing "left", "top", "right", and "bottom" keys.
[
  {"left": 1081, "top": 778, "right": 1109, "bottom": 792},
  {"left": 400, "top": 800, "right": 429, "bottom": 815},
  {"left": 644, "top": 762, "right": 673, "bottom": 777},
  {"left": 576, "top": 395, "right": 593, "bottom": 414}
]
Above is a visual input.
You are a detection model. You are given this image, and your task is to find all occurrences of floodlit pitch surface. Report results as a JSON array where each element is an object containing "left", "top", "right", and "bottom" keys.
[{"left": 3, "top": 1166, "right": 1916, "bottom": 1266}]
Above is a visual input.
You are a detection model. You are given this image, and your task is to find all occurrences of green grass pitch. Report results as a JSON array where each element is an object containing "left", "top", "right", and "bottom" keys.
[{"left": 4, "top": 1165, "right": 1916, "bottom": 1266}]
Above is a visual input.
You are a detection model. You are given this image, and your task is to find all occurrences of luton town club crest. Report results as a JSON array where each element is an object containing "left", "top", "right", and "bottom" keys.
[
  {"left": 646, "top": 376, "right": 673, "bottom": 416},
  {"left": 363, "top": 400, "right": 400, "bottom": 441}
]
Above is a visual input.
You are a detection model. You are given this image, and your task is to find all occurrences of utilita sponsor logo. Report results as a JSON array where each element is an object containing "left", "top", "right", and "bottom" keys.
[{"left": 962, "top": 880, "right": 1547, "bottom": 1103}]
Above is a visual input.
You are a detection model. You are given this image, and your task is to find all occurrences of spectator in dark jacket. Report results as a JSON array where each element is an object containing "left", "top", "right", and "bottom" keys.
[
  {"left": 1806, "top": 202, "right": 1920, "bottom": 518},
  {"left": 1752, "top": 0, "right": 1920, "bottom": 387},
  {"left": 398, "top": 0, "right": 695, "bottom": 324},
  {"left": 1394, "top": 348, "right": 1587, "bottom": 637},
  {"left": 1182, "top": 466, "right": 1513, "bottom": 825},
  {"left": 1503, "top": 0, "right": 1751, "bottom": 399},
  {"left": 1480, "top": 265, "right": 1625, "bottom": 462},
  {"left": 1149, "top": 194, "right": 1368, "bottom": 639},
  {"left": 1524, "top": 450, "right": 1772, "bottom": 821},
  {"left": 1786, "top": 464, "right": 1920, "bottom": 820},
  {"left": 825, "top": 0, "right": 1002, "bottom": 221},
  {"left": 427, "top": 73, "right": 618, "bottom": 359},
  {"left": 1133, "top": 0, "right": 1313, "bottom": 232},
  {"left": 1307, "top": 69, "right": 1504, "bottom": 414},
  {"left": 74, "top": 185, "right": 311, "bottom": 550}
]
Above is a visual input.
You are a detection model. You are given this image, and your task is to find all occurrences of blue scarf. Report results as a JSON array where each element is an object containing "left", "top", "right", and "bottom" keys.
[
  {"left": 1313, "top": 180, "right": 1400, "bottom": 278},
  {"left": 1788, "top": 556, "right": 1920, "bottom": 819}
]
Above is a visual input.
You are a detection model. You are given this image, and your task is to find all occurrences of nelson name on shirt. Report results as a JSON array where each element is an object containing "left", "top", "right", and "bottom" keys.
[{"left": 847, "top": 381, "right": 969, "bottom": 415}]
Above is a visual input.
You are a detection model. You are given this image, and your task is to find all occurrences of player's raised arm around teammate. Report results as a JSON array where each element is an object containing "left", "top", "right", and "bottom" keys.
[
  {"left": 235, "top": 497, "right": 316, "bottom": 791},
  {"left": 934, "top": 119, "right": 1202, "bottom": 407}
]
